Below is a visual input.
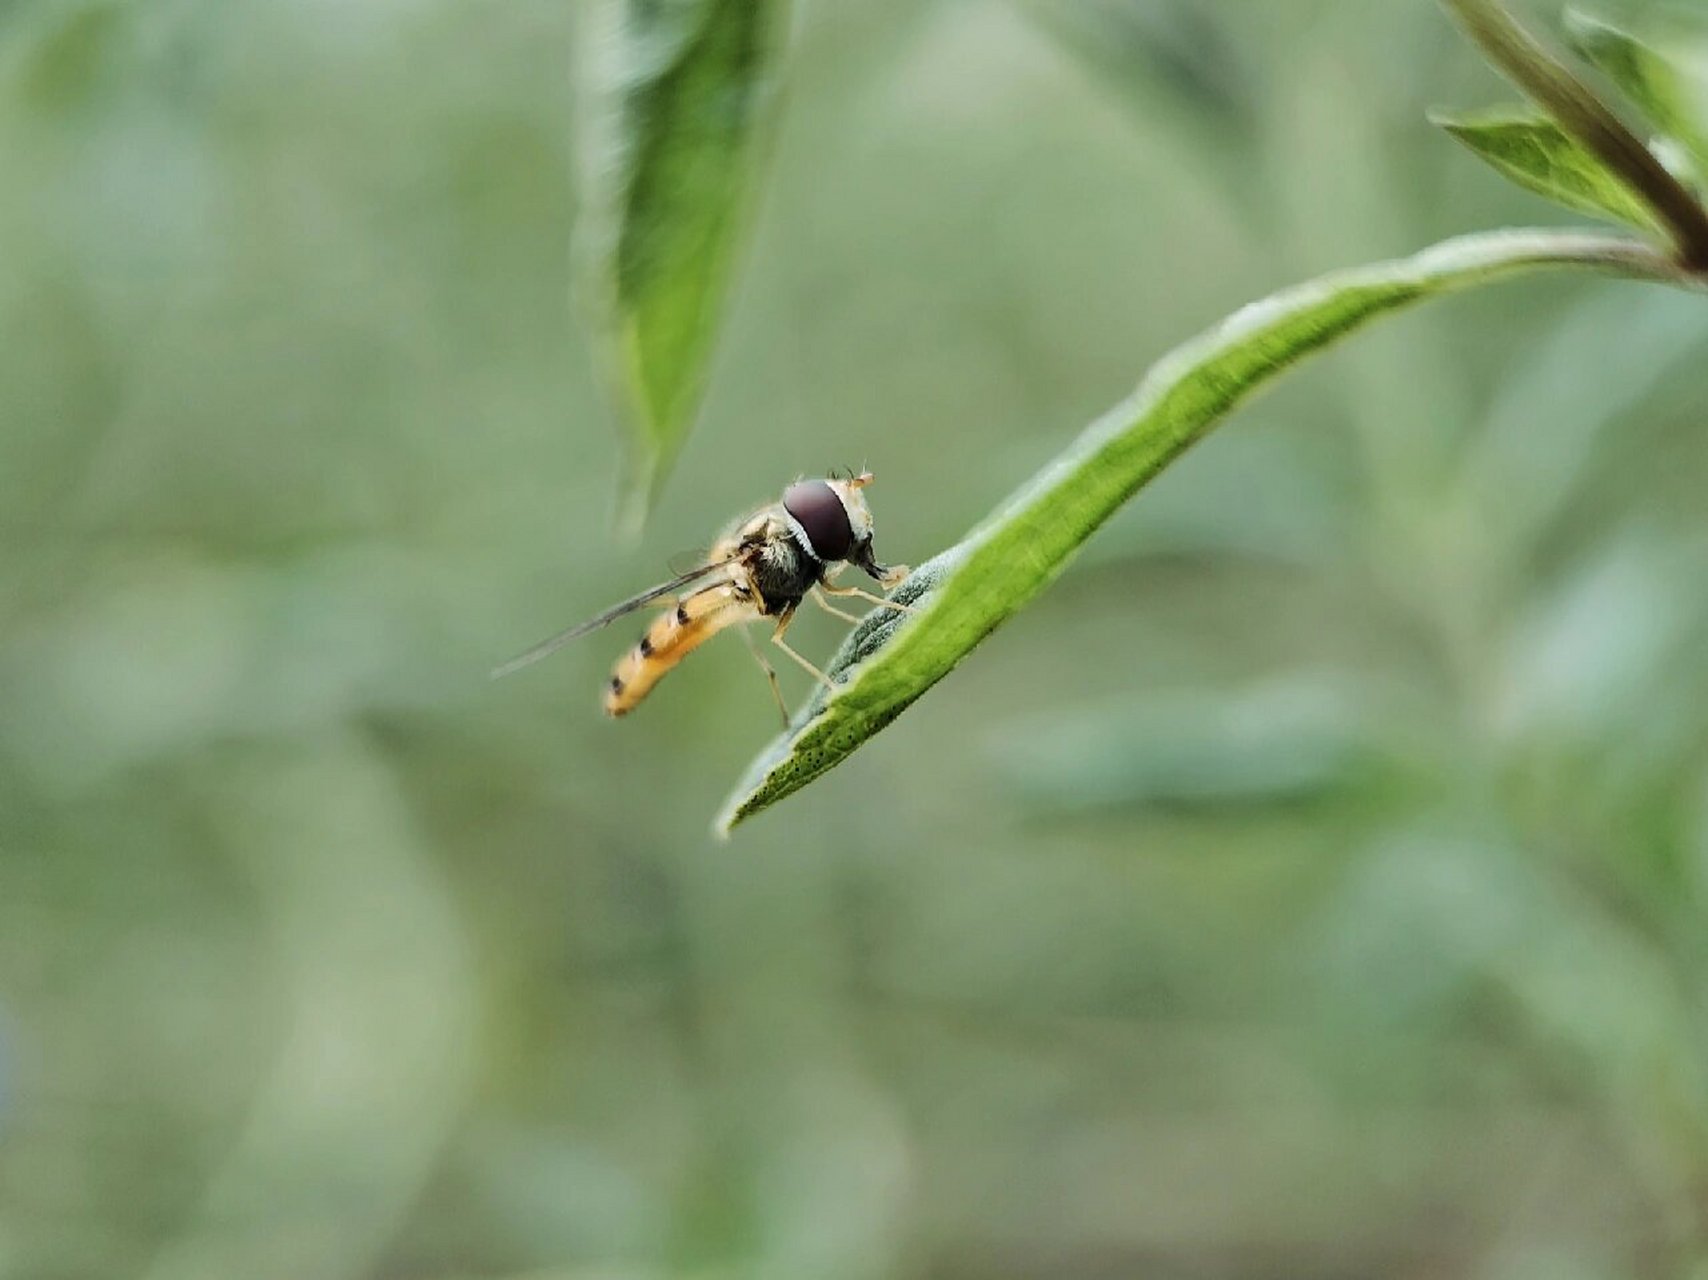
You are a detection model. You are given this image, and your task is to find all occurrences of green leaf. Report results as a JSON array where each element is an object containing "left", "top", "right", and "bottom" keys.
[
  {"left": 1565, "top": 10, "right": 1708, "bottom": 181},
  {"left": 1432, "top": 107, "right": 1664, "bottom": 231},
  {"left": 582, "top": 0, "right": 793, "bottom": 528},
  {"left": 716, "top": 230, "right": 1686, "bottom": 836}
]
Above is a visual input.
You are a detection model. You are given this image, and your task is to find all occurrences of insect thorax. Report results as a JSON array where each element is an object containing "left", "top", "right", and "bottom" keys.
[{"left": 745, "top": 523, "right": 822, "bottom": 614}]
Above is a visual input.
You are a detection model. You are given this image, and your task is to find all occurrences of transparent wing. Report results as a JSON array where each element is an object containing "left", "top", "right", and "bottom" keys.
[
  {"left": 668, "top": 546, "right": 712, "bottom": 577},
  {"left": 491, "top": 556, "right": 740, "bottom": 680}
]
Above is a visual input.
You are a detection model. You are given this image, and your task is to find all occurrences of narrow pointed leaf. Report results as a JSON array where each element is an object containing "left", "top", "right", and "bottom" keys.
[
  {"left": 1565, "top": 10, "right": 1708, "bottom": 180},
  {"left": 716, "top": 231, "right": 1686, "bottom": 836},
  {"left": 582, "top": 0, "right": 793, "bottom": 527},
  {"left": 1433, "top": 107, "right": 1664, "bottom": 231}
]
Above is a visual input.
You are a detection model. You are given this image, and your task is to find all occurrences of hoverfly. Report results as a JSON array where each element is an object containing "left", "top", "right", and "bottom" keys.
[{"left": 493, "top": 472, "right": 910, "bottom": 720}]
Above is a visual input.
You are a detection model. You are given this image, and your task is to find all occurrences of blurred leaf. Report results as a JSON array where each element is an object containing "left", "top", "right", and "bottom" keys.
[
  {"left": 1565, "top": 10, "right": 1708, "bottom": 181},
  {"left": 1017, "top": 0, "right": 1263, "bottom": 216},
  {"left": 1314, "top": 831, "right": 1533, "bottom": 1027},
  {"left": 1, "top": 546, "right": 476, "bottom": 790},
  {"left": 1496, "top": 529, "right": 1704, "bottom": 744},
  {"left": 16, "top": 2, "right": 127, "bottom": 114},
  {"left": 989, "top": 676, "right": 1378, "bottom": 817},
  {"left": 1465, "top": 285, "right": 1708, "bottom": 555},
  {"left": 716, "top": 230, "right": 1686, "bottom": 834},
  {"left": 1486, "top": 863, "right": 1708, "bottom": 1151},
  {"left": 1316, "top": 822, "right": 1700, "bottom": 1096},
  {"left": 143, "top": 742, "right": 477, "bottom": 1280},
  {"left": 1075, "top": 426, "right": 1349, "bottom": 570},
  {"left": 581, "top": 0, "right": 793, "bottom": 528},
  {"left": 1018, "top": 0, "right": 1254, "bottom": 128},
  {"left": 1316, "top": 819, "right": 1708, "bottom": 1246},
  {"left": 1432, "top": 107, "right": 1664, "bottom": 232}
]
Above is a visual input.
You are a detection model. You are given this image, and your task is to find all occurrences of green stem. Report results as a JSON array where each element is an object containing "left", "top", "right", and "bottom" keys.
[{"left": 1440, "top": 0, "right": 1708, "bottom": 270}]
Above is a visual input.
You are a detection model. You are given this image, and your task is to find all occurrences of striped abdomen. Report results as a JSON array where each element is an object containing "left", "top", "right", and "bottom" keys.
[{"left": 605, "top": 582, "right": 752, "bottom": 717}]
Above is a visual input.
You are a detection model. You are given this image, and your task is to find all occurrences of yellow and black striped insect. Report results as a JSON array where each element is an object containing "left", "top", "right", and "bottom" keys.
[{"left": 493, "top": 473, "right": 910, "bottom": 720}]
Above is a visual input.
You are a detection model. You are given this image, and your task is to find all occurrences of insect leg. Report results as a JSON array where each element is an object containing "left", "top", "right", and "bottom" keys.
[
  {"left": 739, "top": 625, "right": 790, "bottom": 727},
  {"left": 819, "top": 581, "right": 915, "bottom": 615},
  {"left": 770, "top": 606, "right": 837, "bottom": 692},
  {"left": 809, "top": 586, "right": 862, "bottom": 626}
]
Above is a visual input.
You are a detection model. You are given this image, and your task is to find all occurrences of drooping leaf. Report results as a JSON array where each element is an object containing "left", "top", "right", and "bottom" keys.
[
  {"left": 714, "top": 231, "right": 1689, "bottom": 835},
  {"left": 1432, "top": 107, "right": 1664, "bottom": 231},
  {"left": 581, "top": 0, "right": 793, "bottom": 528},
  {"left": 1565, "top": 10, "right": 1708, "bottom": 182}
]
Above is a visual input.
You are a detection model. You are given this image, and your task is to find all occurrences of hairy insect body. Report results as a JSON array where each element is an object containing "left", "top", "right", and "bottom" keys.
[{"left": 744, "top": 515, "right": 822, "bottom": 613}]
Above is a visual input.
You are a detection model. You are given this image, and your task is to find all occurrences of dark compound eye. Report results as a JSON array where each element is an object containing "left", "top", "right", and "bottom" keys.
[{"left": 782, "top": 479, "right": 855, "bottom": 561}]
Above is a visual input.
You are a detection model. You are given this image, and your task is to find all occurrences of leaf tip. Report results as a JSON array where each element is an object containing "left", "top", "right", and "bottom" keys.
[
  {"left": 612, "top": 445, "right": 668, "bottom": 539},
  {"left": 1561, "top": 7, "right": 1616, "bottom": 49},
  {"left": 1561, "top": 9, "right": 1640, "bottom": 79},
  {"left": 713, "top": 760, "right": 779, "bottom": 838}
]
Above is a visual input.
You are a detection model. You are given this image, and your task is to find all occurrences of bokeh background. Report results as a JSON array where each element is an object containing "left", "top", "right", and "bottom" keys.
[{"left": 4, "top": 0, "right": 1708, "bottom": 1276}]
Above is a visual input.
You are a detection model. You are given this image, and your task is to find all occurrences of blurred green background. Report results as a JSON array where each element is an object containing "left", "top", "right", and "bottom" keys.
[{"left": 4, "top": 1, "right": 1708, "bottom": 1277}]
